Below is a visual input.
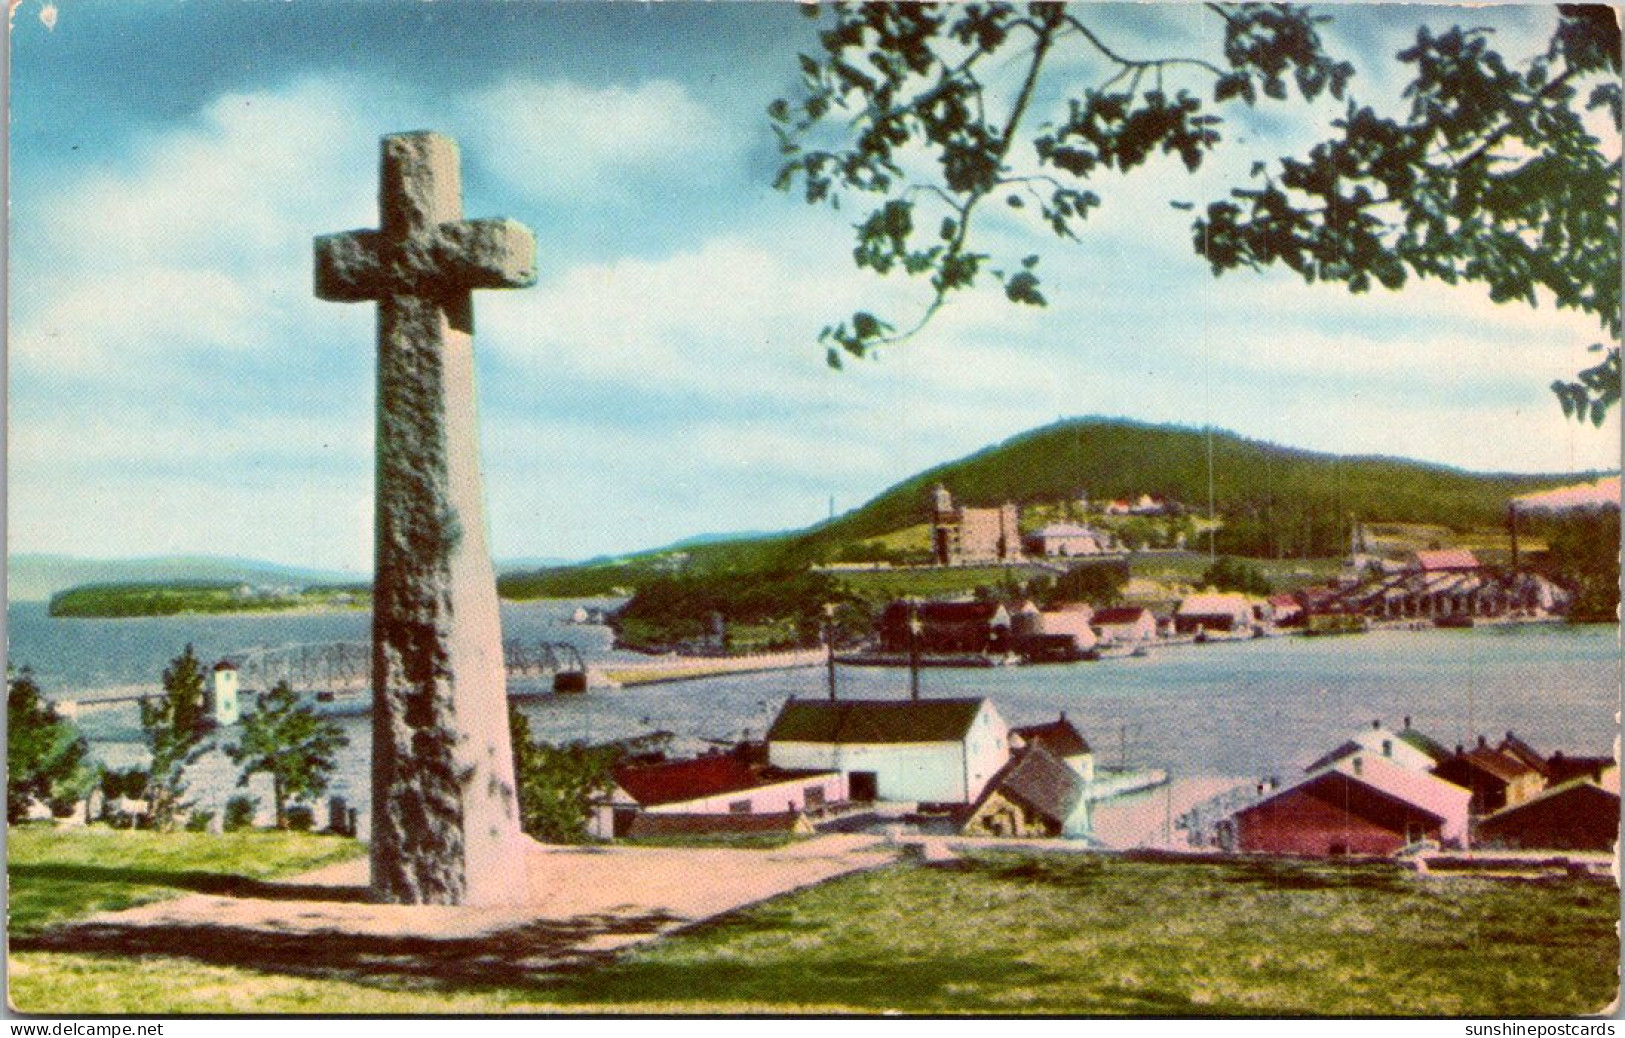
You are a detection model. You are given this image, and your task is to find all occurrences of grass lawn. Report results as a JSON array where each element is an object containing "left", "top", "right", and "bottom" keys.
[
  {"left": 7, "top": 826, "right": 365, "bottom": 940},
  {"left": 9, "top": 832, "right": 1619, "bottom": 1015}
]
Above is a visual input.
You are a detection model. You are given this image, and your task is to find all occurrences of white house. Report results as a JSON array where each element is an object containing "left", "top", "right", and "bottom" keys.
[
  {"left": 1303, "top": 720, "right": 1444, "bottom": 774},
  {"left": 590, "top": 753, "right": 845, "bottom": 839},
  {"left": 1090, "top": 606, "right": 1158, "bottom": 645},
  {"left": 1024, "top": 522, "right": 1112, "bottom": 558},
  {"left": 767, "top": 697, "right": 1009, "bottom": 805}
]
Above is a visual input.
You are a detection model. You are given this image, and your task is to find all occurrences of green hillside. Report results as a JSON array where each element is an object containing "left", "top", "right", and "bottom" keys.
[{"left": 500, "top": 417, "right": 1606, "bottom": 598}]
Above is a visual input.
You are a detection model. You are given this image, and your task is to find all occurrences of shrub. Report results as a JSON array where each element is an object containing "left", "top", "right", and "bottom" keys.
[
  {"left": 184, "top": 810, "right": 215, "bottom": 833},
  {"left": 284, "top": 805, "right": 315, "bottom": 832},
  {"left": 223, "top": 795, "right": 258, "bottom": 832}
]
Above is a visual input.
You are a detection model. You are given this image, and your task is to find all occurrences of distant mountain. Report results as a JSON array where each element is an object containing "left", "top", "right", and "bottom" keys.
[
  {"left": 786, "top": 417, "right": 1608, "bottom": 560},
  {"left": 654, "top": 530, "right": 780, "bottom": 552},
  {"left": 500, "top": 417, "right": 1608, "bottom": 598},
  {"left": 494, "top": 556, "right": 575, "bottom": 574},
  {"left": 6, "top": 555, "right": 363, "bottom": 603}
]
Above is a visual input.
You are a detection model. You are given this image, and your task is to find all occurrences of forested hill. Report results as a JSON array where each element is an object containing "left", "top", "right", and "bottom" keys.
[
  {"left": 500, "top": 418, "right": 1607, "bottom": 596},
  {"left": 793, "top": 417, "right": 1605, "bottom": 559}
]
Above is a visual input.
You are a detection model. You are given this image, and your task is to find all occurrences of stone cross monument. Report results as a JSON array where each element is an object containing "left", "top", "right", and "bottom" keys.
[{"left": 314, "top": 131, "right": 536, "bottom": 906}]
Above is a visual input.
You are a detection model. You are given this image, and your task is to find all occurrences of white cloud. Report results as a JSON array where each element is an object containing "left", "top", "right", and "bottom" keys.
[{"left": 461, "top": 78, "right": 735, "bottom": 203}]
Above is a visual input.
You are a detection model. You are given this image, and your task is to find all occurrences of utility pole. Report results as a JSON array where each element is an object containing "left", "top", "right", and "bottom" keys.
[
  {"left": 824, "top": 602, "right": 838, "bottom": 701},
  {"left": 908, "top": 599, "right": 922, "bottom": 701}
]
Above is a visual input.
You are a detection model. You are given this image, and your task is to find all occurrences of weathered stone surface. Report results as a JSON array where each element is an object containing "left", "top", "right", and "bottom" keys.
[{"left": 314, "top": 131, "right": 536, "bottom": 906}]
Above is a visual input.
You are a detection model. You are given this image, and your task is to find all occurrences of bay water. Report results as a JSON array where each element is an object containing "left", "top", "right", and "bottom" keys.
[{"left": 7, "top": 601, "right": 1617, "bottom": 831}]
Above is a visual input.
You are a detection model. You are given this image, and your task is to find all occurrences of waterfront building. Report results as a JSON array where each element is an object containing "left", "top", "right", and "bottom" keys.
[
  {"left": 1174, "top": 593, "right": 1256, "bottom": 636},
  {"left": 767, "top": 696, "right": 1009, "bottom": 805},
  {"left": 1474, "top": 768, "right": 1620, "bottom": 851},
  {"left": 878, "top": 600, "right": 1014, "bottom": 654},
  {"left": 590, "top": 751, "right": 844, "bottom": 839},
  {"left": 1010, "top": 713, "right": 1094, "bottom": 784},
  {"left": 1091, "top": 606, "right": 1158, "bottom": 645},
  {"left": 1224, "top": 752, "right": 1471, "bottom": 856},
  {"left": 961, "top": 744, "right": 1089, "bottom": 838},
  {"left": 1431, "top": 737, "right": 1545, "bottom": 815},
  {"left": 1012, "top": 603, "right": 1097, "bottom": 660},
  {"left": 1303, "top": 719, "right": 1444, "bottom": 774}
]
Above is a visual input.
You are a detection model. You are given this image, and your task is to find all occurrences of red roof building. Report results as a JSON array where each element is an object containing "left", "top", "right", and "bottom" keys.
[
  {"left": 1474, "top": 770, "right": 1620, "bottom": 851},
  {"left": 1226, "top": 753, "right": 1471, "bottom": 856},
  {"left": 1431, "top": 739, "right": 1544, "bottom": 815},
  {"left": 592, "top": 752, "right": 845, "bottom": 839}
]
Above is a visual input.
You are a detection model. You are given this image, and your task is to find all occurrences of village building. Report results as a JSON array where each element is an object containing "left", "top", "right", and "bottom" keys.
[
  {"left": 1173, "top": 593, "right": 1256, "bottom": 637},
  {"left": 1103, "top": 494, "right": 1172, "bottom": 516},
  {"left": 931, "top": 485, "right": 1022, "bottom": 566},
  {"left": 1023, "top": 522, "right": 1113, "bottom": 558},
  {"left": 961, "top": 744, "right": 1090, "bottom": 839},
  {"left": 1224, "top": 753, "right": 1471, "bottom": 856},
  {"left": 1010, "top": 713, "right": 1094, "bottom": 784},
  {"left": 1091, "top": 606, "right": 1158, "bottom": 646},
  {"left": 767, "top": 696, "right": 1009, "bottom": 805},
  {"left": 1431, "top": 738, "right": 1545, "bottom": 816},
  {"left": 1544, "top": 751, "right": 1620, "bottom": 786},
  {"left": 1326, "top": 547, "right": 1571, "bottom": 622},
  {"left": 1267, "top": 593, "right": 1304, "bottom": 627},
  {"left": 1011, "top": 602, "right": 1097, "bottom": 661},
  {"left": 878, "top": 600, "right": 1013, "bottom": 654},
  {"left": 1303, "top": 719, "right": 1445, "bottom": 775},
  {"left": 1395, "top": 717, "right": 1453, "bottom": 766},
  {"left": 1473, "top": 769, "right": 1620, "bottom": 852},
  {"left": 590, "top": 752, "right": 844, "bottom": 839}
]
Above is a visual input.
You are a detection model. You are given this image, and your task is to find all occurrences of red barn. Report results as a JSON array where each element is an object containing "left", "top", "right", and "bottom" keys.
[{"left": 1227, "top": 754, "right": 1470, "bottom": 856}]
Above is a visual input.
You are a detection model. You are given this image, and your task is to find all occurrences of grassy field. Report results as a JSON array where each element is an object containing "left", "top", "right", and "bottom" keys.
[
  {"left": 8, "top": 829, "right": 1618, "bottom": 1015},
  {"left": 7, "top": 826, "right": 366, "bottom": 940},
  {"left": 830, "top": 564, "right": 1052, "bottom": 601}
]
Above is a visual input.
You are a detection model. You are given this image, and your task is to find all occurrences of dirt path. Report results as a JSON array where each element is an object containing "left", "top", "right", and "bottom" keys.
[{"left": 23, "top": 835, "right": 896, "bottom": 984}]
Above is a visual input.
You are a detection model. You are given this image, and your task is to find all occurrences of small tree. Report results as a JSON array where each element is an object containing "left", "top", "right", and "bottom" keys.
[
  {"left": 509, "top": 708, "right": 622, "bottom": 844},
  {"left": 225, "top": 681, "right": 348, "bottom": 830},
  {"left": 139, "top": 645, "right": 212, "bottom": 831},
  {"left": 7, "top": 667, "right": 94, "bottom": 824}
]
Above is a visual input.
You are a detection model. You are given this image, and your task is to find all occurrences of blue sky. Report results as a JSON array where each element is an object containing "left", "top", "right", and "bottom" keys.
[{"left": 8, "top": 1, "right": 1619, "bottom": 572}]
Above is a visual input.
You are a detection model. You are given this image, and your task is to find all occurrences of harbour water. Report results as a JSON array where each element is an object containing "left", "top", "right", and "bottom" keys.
[{"left": 7, "top": 601, "right": 1618, "bottom": 831}]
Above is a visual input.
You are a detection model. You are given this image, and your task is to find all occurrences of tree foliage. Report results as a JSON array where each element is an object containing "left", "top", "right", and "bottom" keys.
[
  {"left": 138, "top": 644, "right": 212, "bottom": 831},
  {"left": 1536, "top": 508, "right": 1621, "bottom": 621},
  {"left": 774, "top": 3, "right": 1620, "bottom": 419},
  {"left": 616, "top": 568, "right": 861, "bottom": 651},
  {"left": 1201, "top": 555, "right": 1274, "bottom": 596},
  {"left": 226, "top": 680, "right": 349, "bottom": 830},
  {"left": 7, "top": 668, "right": 94, "bottom": 823},
  {"left": 509, "top": 709, "right": 629, "bottom": 844},
  {"left": 1039, "top": 559, "right": 1131, "bottom": 607}
]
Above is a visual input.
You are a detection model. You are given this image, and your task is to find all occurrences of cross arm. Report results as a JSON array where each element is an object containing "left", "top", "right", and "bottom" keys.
[
  {"left": 314, "top": 229, "right": 386, "bottom": 302},
  {"left": 435, "top": 219, "right": 537, "bottom": 290}
]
